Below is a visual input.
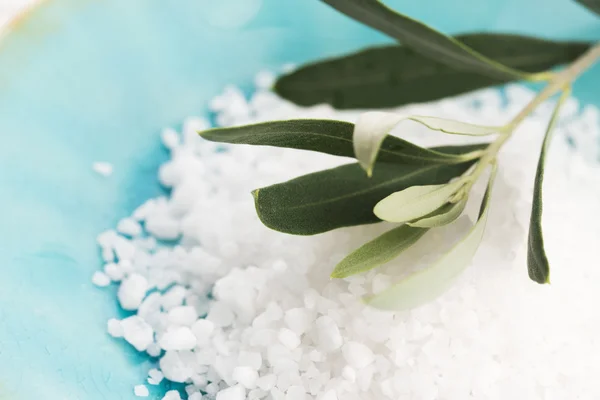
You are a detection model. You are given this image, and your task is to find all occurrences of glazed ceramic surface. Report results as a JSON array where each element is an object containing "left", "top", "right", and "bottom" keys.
[{"left": 0, "top": 0, "right": 598, "bottom": 398}]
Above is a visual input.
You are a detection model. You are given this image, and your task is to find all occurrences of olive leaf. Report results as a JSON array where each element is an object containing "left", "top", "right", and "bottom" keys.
[
  {"left": 275, "top": 34, "right": 590, "bottom": 109},
  {"left": 331, "top": 225, "right": 428, "bottom": 278},
  {"left": 365, "top": 164, "right": 497, "bottom": 310},
  {"left": 527, "top": 90, "right": 570, "bottom": 284},
  {"left": 252, "top": 145, "right": 485, "bottom": 235},
  {"left": 373, "top": 180, "right": 466, "bottom": 223},
  {"left": 353, "top": 111, "right": 498, "bottom": 175},
  {"left": 407, "top": 196, "right": 468, "bottom": 228},
  {"left": 575, "top": 0, "right": 600, "bottom": 16},
  {"left": 321, "top": 0, "right": 534, "bottom": 79},
  {"left": 199, "top": 119, "right": 480, "bottom": 166}
]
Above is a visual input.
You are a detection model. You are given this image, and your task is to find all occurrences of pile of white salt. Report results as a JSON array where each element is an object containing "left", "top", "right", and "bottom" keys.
[{"left": 95, "top": 72, "right": 600, "bottom": 400}]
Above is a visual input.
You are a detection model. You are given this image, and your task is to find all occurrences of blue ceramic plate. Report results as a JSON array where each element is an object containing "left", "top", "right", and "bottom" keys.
[{"left": 0, "top": 0, "right": 598, "bottom": 398}]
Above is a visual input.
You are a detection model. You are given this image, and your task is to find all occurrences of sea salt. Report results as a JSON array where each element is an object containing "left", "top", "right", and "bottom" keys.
[
  {"left": 134, "top": 385, "right": 149, "bottom": 397},
  {"left": 118, "top": 273, "right": 149, "bottom": 310},
  {"left": 148, "top": 368, "right": 164, "bottom": 385},
  {"left": 93, "top": 161, "right": 113, "bottom": 177},
  {"left": 92, "top": 271, "right": 111, "bottom": 287},
  {"left": 96, "top": 71, "right": 600, "bottom": 399},
  {"left": 121, "top": 316, "right": 154, "bottom": 351},
  {"left": 107, "top": 318, "right": 124, "bottom": 338}
]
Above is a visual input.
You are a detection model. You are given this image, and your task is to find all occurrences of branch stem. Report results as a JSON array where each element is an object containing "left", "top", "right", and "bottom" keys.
[{"left": 466, "top": 42, "right": 600, "bottom": 186}]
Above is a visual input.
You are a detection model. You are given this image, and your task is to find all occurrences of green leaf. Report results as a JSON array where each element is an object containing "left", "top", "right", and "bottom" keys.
[
  {"left": 575, "top": 0, "right": 600, "bottom": 16},
  {"left": 527, "top": 90, "right": 570, "bottom": 284},
  {"left": 407, "top": 196, "right": 468, "bottom": 228},
  {"left": 373, "top": 180, "right": 466, "bottom": 223},
  {"left": 353, "top": 111, "right": 496, "bottom": 175},
  {"left": 275, "top": 34, "right": 590, "bottom": 109},
  {"left": 365, "top": 165, "right": 497, "bottom": 310},
  {"left": 200, "top": 119, "right": 481, "bottom": 167},
  {"left": 252, "top": 145, "right": 484, "bottom": 235},
  {"left": 321, "top": 0, "right": 537, "bottom": 79},
  {"left": 331, "top": 225, "right": 428, "bottom": 278}
]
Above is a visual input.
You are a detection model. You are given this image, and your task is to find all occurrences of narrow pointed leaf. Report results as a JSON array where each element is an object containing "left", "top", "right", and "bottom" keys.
[
  {"left": 353, "top": 111, "right": 497, "bottom": 174},
  {"left": 527, "top": 90, "right": 569, "bottom": 284},
  {"left": 407, "top": 196, "right": 468, "bottom": 228},
  {"left": 331, "top": 225, "right": 428, "bottom": 278},
  {"left": 374, "top": 180, "right": 465, "bottom": 223},
  {"left": 200, "top": 119, "right": 480, "bottom": 167},
  {"left": 252, "top": 145, "right": 483, "bottom": 235},
  {"left": 321, "top": 0, "right": 533, "bottom": 79},
  {"left": 575, "top": 0, "right": 600, "bottom": 16},
  {"left": 275, "top": 34, "right": 591, "bottom": 109},
  {"left": 366, "top": 166, "right": 497, "bottom": 310}
]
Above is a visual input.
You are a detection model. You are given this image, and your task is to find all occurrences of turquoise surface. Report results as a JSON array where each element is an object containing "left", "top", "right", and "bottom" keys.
[{"left": 0, "top": 0, "right": 598, "bottom": 398}]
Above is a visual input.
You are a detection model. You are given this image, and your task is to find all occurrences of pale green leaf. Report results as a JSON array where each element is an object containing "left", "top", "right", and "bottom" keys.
[
  {"left": 527, "top": 89, "right": 570, "bottom": 284},
  {"left": 331, "top": 225, "right": 428, "bottom": 278},
  {"left": 373, "top": 180, "right": 465, "bottom": 223},
  {"left": 407, "top": 196, "right": 468, "bottom": 228},
  {"left": 366, "top": 165, "right": 497, "bottom": 310},
  {"left": 353, "top": 111, "right": 496, "bottom": 175}
]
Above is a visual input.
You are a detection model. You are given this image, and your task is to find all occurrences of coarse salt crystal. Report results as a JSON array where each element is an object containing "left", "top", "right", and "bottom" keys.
[
  {"left": 162, "top": 390, "right": 181, "bottom": 400},
  {"left": 134, "top": 385, "right": 149, "bottom": 397},
  {"left": 342, "top": 342, "right": 375, "bottom": 369},
  {"left": 216, "top": 384, "right": 246, "bottom": 400},
  {"left": 147, "top": 368, "right": 164, "bottom": 385},
  {"left": 232, "top": 366, "right": 259, "bottom": 389},
  {"left": 167, "top": 306, "right": 198, "bottom": 326},
  {"left": 92, "top": 271, "right": 111, "bottom": 287},
  {"left": 159, "top": 326, "right": 197, "bottom": 351},
  {"left": 93, "top": 161, "right": 113, "bottom": 177},
  {"left": 121, "top": 316, "right": 154, "bottom": 351},
  {"left": 117, "top": 218, "right": 143, "bottom": 237},
  {"left": 118, "top": 273, "right": 149, "bottom": 310},
  {"left": 278, "top": 328, "right": 301, "bottom": 350},
  {"left": 107, "top": 318, "right": 124, "bottom": 338}
]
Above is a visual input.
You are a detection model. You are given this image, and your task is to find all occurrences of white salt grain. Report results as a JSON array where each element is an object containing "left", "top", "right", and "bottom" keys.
[
  {"left": 92, "top": 271, "right": 111, "bottom": 287},
  {"left": 315, "top": 316, "right": 342, "bottom": 352},
  {"left": 216, "top": 385, "right": 246, "bottom": 400},
  {"left": 257, "top": 374, "right": 277, "bottom": 391},
  {"left": 117, "top": 218, "right": 142, "bottom": 237},
  {"left": 342, "top": 342, "right": 375, "bottom": 369},
  {"left": 159, "top": 326, "right": 197, "bottom": 351},
  {"left": 160, "top": 351, "right": 194, "bottom": 382},
  {"left": 162, "top": 128, "right": 181, "bottom": 150},
  {"left": 92, "top": 161, "right": 113, "bottom": 177},
  {"left": 232, "top": 366, "right": 259, "bottom": 389},
  {"left": 107, "top": 318, "right": 124, "bottom": 338},
  {"left": 161, "top": 286, "right": 187, "bottom": 310},
  {"left": 104, "top": 262, "right": 124, "bottom": 281},
  {"left": 206, "top": 302, "right": 235, "bottom": 327},
  {"left": 318, "top": 390, "right": 338, "bottom": 400},
  {"left": 118, "top": 273, "right": 148, "bottom": 310},
  {"left": 167, "top": 306, "right": 198, "bottom": 326},
  {"left": 278, "top": 328, "right": 301, "bottom": 350},
  {"left": 134, "top": 385, "right": 149, "bottom": 397},
  {"left": 147, "top": 368, "right": 164, "bottom": 385},
  {"left": 121, "top": 316, "right": 153, "bottom": 351},
  {"left": 238, "top": 351, "right": 262, "bottom": 370},
  {"left": 284, "top": 308, "right": 312, "bottom": 335},
  {"left": 162, "top": 390, "right": 181, "bottom": 400},
  {"left": 191, "top": 319, "right": 215, "bottom": 346}
]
